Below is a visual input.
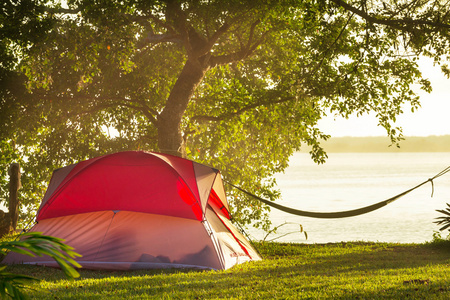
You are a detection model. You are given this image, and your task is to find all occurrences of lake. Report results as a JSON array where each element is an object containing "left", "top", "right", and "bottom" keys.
[{"left": 247, "top": 152, "right": 450, "bottom": 244}]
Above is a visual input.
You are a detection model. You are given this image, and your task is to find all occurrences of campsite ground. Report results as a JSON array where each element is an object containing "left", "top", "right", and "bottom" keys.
[{"left": 5, "top": 240, "right": 450, "bottom": 299}]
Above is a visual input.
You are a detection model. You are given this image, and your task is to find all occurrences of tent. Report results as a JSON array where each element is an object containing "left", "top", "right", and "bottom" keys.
[{"left": 4, "top": 151, "right": 261, "bottom": 270}]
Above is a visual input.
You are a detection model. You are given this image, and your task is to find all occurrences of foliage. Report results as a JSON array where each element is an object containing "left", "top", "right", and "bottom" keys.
[
  {"left": 434, "top": 203, "right": 450, "bottom": 231},
  {"left": 0, "top": 269, "right": 38, "bottom": 300},
  {"left": 1, "top": 0, "right": 450, "bottom": 229},
  {"left": 262, "top": 221, "right": 308, "bottom": 242},
  {"left": 4, "top": 241, "right": 450, "bottom": 299},
  {"left": 0, "top": 232, "right": 81, "bottom": 299},
  {"left": 428, "top": 231, "right": 450, "bottom": 247}
]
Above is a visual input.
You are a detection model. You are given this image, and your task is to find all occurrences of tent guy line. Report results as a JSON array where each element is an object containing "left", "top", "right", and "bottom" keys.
[{"left": 225, "top": 165, "right": 450, "bottom": 219}]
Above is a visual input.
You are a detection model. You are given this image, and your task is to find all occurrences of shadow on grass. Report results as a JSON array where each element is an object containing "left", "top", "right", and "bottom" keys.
[{"left": 5, "top": 241, "right": 450, "bottom": 299}]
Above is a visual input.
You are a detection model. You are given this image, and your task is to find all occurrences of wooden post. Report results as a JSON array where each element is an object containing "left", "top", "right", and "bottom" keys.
[
  {"left": 0, "top": 163, "right": 21, "bottom": 237},
  {"left": 8, "top": 163, "right": 21, "bottom": 231}
]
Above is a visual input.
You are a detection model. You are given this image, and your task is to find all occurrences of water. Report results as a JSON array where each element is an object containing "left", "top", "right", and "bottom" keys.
[{"left": 247, "top": 152, "right": 450, "bottom": 244}]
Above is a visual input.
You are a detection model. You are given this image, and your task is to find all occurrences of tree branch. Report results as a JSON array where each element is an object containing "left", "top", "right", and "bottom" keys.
[
  {"left": 165, "top": 0, "right": 192, "bottom": 57},
  {"left": 119, "top": 13, "right": 182, "bottom": 48},
  {"left": 41, "top": 94, "right": 160, "bottom": 126},
  {"left": 330, "top": 0, "right": 450, "bottom": 30},
  {"left": 44, "top": 7, "right": 82, "bottom": 14},
  {"left": 246, "top": 19, "right": 261, "bottom": 50},
  {"left": 208, "top": 29, "right": 269, "bottom": 67},
  {"left": 207, "top": 22, "right": 231, "bottom": 48},
  {"left": 137, "top": 32, "right": 183, "bottom": 49},
  {"left": 192, "top": 96, "right": 296, "bottom": 122},
  {"left": 310, "top": 12, "right": 355, "bottom": 77},
  {"left": 148, "top": 14, "right": 177, "bottom": 34}
]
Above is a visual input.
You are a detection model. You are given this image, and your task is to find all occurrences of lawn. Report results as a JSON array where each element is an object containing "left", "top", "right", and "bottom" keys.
[{"left": 4, "top": 240, "right": 450, "bottom": 299}]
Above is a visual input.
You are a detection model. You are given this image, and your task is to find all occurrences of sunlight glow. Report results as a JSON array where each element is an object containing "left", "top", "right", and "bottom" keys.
[{"left": 318, "top": 57, "right": 450, "bottom": 137}]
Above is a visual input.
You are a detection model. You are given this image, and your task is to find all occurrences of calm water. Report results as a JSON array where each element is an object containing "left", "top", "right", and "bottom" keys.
[{"left": 248, "top": 152, "right": 450, "bottom": 244}]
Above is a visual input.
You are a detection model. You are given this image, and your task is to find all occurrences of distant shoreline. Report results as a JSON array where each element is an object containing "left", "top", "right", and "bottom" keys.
[{"left": 306, "top": 135, "right": 450, "bottom": 153}]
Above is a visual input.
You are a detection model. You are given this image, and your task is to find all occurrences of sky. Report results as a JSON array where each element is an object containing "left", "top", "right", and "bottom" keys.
[{"left": 317, "top": 57, "right": 450, "bottom": 137}]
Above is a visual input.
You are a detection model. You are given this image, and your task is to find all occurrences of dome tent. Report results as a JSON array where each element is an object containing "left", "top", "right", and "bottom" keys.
[{"left": 4, "top": 151, "right": 261, "bottom": 270}]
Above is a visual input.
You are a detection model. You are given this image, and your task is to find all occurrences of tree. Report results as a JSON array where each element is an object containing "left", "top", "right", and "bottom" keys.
[
  {"left": 0, "top": 0, "right": 59, "bottom": 228},
  {"left": 1, "top": 0, "right": 449, "bottom": 229}
]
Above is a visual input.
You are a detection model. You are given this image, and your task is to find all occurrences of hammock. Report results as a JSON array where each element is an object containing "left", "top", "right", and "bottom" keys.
[{"left": 226, "top": 166, "right": 450, "bottom": 219}]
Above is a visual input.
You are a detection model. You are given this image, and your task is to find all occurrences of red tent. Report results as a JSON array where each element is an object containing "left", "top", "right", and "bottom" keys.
[{"left": 4, "top": 151, "right": 261, "bottom": 270}]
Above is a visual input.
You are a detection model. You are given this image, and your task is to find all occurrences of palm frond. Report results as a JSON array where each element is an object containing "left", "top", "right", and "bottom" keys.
[
  {"left": 0, "top": 266, "right": 38, "bottom": 300},
  {"left": 435, "top": 206, "right": 450, "bottom": 233},
  {"left": 0, "top": 232, "right": 82, "bottom": 299},
  {"left": 1, "top": 232, "right": 82, "bottom": 278}
]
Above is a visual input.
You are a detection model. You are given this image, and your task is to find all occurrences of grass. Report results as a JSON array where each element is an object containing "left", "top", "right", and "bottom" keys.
[{"left": 3, "top": 240, "right": 450, "bottom": 299}]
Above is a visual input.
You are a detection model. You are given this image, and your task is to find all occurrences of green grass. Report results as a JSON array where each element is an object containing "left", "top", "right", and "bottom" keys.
[{"left": 3, "top": 241, "right": 450, "bottom": 299}]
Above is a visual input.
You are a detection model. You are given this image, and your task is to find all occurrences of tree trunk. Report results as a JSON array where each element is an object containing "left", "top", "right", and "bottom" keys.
[
  {"left": 157, "top": 59, "right": 206, "bottom": 157},
  {"left": 9, "top": 163, "right": 20, "bottom": 230},
  {"left": 0, "top": 163, "right": 21, "bottom": 237}
]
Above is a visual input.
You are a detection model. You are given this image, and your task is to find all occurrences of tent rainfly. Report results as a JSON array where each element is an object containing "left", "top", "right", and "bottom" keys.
[{"left": 4, "top": 151, "right": 261, "bottom": 270}]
